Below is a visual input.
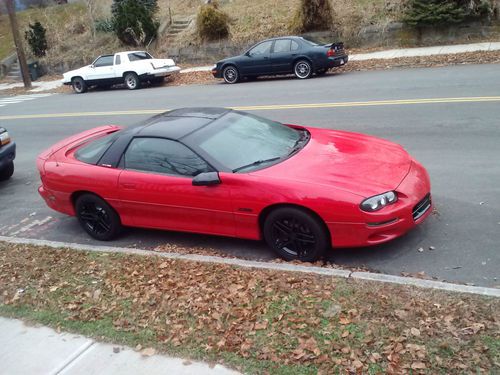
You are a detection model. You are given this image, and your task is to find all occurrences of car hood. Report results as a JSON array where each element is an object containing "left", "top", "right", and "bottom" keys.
[
  {"left": 62, "top": 65, "right": 91, "bottom": 79},
  {"left": 253, "top": 127, "right": 412, "bottom": 198}
]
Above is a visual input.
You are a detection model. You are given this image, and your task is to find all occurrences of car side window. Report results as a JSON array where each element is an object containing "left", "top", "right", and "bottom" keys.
[
  {"left": 123, "top": 138, "right": 213, "bottom": 177},
  {"left": 273, "top": 39, "right": 291, "bottom": 53},
  {"left": 94, "top": 55, "right": 114, "bottom": 67},
  {"left": 291, "top": 40, "right": 300, "bottom": 51},
  {"left": 115, "top": 55, "right": 121, "bottom": 65},
  {"left": 248, "top": 41, "right": 272, "bottom": 57}
]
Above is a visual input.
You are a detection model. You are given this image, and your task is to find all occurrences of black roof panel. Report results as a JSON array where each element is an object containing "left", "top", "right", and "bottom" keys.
[{"left": 134, "top": 108, "right": 232, "bottom": 140}]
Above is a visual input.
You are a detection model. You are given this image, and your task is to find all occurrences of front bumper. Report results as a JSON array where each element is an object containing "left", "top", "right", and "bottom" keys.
[
  {"left": 327, "top": 160, "right": 432, "bottom": 247},
  {"left": 0, "top": 141, "right": 16, "bottom": 170}
]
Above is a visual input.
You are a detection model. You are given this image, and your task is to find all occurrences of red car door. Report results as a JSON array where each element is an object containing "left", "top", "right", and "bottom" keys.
[{"left": 117, "top": 137, "right": 235, "bottom": 236}]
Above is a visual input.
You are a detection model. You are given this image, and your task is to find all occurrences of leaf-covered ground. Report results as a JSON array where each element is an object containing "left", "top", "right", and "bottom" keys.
[{"left": 0, "top": 242, "right": 498, "bottom": 374}]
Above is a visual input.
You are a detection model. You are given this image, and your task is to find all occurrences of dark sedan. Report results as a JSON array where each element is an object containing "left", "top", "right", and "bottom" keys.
[
  {"left": 0, "top": 127, "right": 15, "bottom": 181},
  {"left": 212, "top": 36, "right": 348, "bottom": 84}
]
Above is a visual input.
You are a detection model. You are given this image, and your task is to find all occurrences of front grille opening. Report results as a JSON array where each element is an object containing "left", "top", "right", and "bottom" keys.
[{"left": 412, "top": 193, "right": 431, "bottom": 221}]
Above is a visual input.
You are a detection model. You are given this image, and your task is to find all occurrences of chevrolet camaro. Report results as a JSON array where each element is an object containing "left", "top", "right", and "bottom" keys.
[{"left": 37, "top": 108, "right": 432, "bottom": 261}]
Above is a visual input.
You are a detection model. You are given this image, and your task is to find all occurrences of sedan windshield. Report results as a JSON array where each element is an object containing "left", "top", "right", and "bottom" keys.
[{"left": 195, "top": 111, "right": 308, "bottom": 173}]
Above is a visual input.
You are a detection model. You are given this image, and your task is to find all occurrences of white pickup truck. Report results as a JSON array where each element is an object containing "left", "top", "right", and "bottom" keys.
[{"left": 62, "top": 51, "right": 181, "bottom": 93}]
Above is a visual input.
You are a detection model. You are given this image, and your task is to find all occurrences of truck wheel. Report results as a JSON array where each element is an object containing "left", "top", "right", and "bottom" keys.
[
  {"left": 72, "top": 77, "right": 88, "bottom": 93},
  {"left": 124, "top": 72, "right": 141, "bottom": 90},
  {"left": 0, "top": 161, "right": 14, "bottom": 181}
]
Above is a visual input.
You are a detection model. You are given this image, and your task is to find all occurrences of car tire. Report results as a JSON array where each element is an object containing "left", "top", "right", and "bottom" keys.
[
  {"left": 222, "top": 65, "right": 239, "bottom": 84},
  {"left": 0, "top": 161, "right": 14, "bottom": 181},
  {"left": 75, "top": 193, "right": 122, "bottom": 241},
  {"left": 263, "top": 207, "right": 329, "bottom": 262},
  {"left": 294, "top": 60, "right": 313, "bottom": 79},
  {"left": 72, "top": 77, "right": 88, "bottom": 94},
  {"left": 124, "top": 72, "right": 141, "bottom": 90}
]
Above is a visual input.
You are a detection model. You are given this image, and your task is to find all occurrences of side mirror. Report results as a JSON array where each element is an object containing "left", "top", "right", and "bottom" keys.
[{"left": 192, "top": 172, "right": 221, "bottom": 186}]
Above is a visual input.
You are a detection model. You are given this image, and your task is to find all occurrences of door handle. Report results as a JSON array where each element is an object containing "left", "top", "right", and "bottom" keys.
[{"left": 121, "top": 183, "right": 136, "bottom": 189}]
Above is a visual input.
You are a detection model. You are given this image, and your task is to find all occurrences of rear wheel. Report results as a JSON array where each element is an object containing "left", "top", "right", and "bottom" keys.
[
  {"left": 294, "top": 60, "right": 312, "bottom": 79},
  {"left": 263, "top": 207, "right": 328, "bottom": 262},
  {"left": 75, "top": 194, "right": 122, "bottom": 241},
  {"left": 223, "top": 65, "right": 239, "bottom": 84},
  {"left": 124, "top": 72, "right": 140, "bottom": 90},
  {"left": 71, "top": 77, "right": 87, "bottom": 93},
  {"left": 0, "top": 161, "right": 14, "bottom": 181}
]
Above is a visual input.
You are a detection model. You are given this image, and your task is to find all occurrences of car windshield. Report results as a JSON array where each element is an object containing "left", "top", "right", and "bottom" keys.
[
  {"left": 75, "top": 131, "right": 120, "bottom": 165},
  {"left": 128, "top": 52, "right": 153, "bottom": 61},
  {"left": 195, "top": 111, "right": 308, "bottom": 173}
]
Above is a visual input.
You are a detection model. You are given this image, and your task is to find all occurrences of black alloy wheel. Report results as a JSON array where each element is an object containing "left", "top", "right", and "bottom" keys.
[
  {"left": 72, "top": 77, "right": 87, "bottom": 93},
  {"left": 223, "top": 66, "right": 239, "bottom": 84},
  {"left": 264, "top": 207, "right": 328, "bottom": 262},
  {"left": 75, "top": 194, "right": 122, "bottom": 241}
]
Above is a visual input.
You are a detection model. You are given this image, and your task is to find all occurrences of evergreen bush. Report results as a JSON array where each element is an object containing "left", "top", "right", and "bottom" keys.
[
  {"left": 196, "top": 2, "right": 230, "bottom": 41},
  {"left": 25, "top": 21, "right": 48, "bottom": 57},
  {"left": 290, "top": 0, "right": 334, "bottom": 33},
  {"left": 111, "top": 0, "right": 159, "bottom": 46}
]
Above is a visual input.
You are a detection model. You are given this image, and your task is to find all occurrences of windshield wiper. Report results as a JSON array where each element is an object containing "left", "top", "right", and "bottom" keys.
[
  {"left": 288, "top": 130, "right": 309, "bottom": 156},
  {"left": 232, "top": 157, "right": 281, "bottom": 173}
]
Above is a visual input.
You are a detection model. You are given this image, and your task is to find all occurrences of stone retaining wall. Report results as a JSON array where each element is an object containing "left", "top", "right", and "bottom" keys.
[{"left": 170, "top": 21, "right": 500, "bottom": 64}]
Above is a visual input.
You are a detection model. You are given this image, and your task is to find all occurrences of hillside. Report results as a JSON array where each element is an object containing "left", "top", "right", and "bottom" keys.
[{"left": 1, "top": 0, "right": 499, "bottom": 73}]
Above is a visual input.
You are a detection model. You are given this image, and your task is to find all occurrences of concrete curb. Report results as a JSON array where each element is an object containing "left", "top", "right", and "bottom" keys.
[{"left": 1, "top": 235, "right": 499, "bottom": 298}]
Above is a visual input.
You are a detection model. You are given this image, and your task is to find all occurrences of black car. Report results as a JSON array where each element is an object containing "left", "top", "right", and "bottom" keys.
[
  {"left": 0, "top": 127, "right": 15, "bottom": 181},
  {"left": 212, "top": 36, "right": 348, "bottom": 84}
]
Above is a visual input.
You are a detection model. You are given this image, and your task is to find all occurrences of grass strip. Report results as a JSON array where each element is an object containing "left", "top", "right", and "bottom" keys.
[{"left": 0, "top": 241, "right": 498, "bottom": 374}]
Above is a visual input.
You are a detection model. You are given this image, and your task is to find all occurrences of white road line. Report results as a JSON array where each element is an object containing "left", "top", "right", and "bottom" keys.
[{"left": 0, "top": 93, "right": 54, "bottom": 108}]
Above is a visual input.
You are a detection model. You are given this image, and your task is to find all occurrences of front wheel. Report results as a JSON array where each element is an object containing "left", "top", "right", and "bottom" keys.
[
  {"left": 71, "top": 77, "right": 88, "bottom": 93},
  {"left": 263, "top": 207, "right": 329, "bottom": 262},
  {"left": 124, "top": 72, "right": 141, "bottom": 90},
  {"left": 0, "top": 161, "right": 14, "bottom": 181},
  {"left": 223, "top": 66, "right": 239, "bottom": 84},
  {"left": 75, "top": 194, "right": 122, "bottom": 241},
  {"left": 294, "top": 60, "right": 312, "bottom": 79}
]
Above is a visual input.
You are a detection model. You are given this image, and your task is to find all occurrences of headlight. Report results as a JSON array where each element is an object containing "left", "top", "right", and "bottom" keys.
[{"left": 360, "top": 191, "right": 397, "bottom": 212}]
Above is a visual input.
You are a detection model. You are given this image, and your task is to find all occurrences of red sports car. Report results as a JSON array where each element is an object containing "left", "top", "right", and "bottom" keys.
[{"left": 37, "top": 108, "right": 432, "bottom": 261}]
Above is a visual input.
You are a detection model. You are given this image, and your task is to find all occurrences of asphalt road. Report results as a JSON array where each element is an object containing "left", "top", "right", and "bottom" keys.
[{"left": 1, "top": 63, "right": 499, "bottom": 287}]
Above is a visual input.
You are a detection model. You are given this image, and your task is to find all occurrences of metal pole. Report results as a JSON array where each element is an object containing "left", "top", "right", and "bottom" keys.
[{"left": 6, "top": 0, "right": 32, "bottom": 89}]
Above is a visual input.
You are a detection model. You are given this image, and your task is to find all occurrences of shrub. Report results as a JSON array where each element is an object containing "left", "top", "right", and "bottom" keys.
[
  {"left": 290, "top": 0, "right": 334, "bottom": 33},
  {"left": 25, "top": 21, "right": 48, "bottom": 57},
  {"left": 196, "top": 2, "right": 230, "bottom": 41},
  {"left": 111, "top": 0, "right": 159, "bottom": 46},
  {"left": 95, "top": 18, "right": 114, "bottom": 33},
  {"left": 404, "top": 0, "right": 493, "bottom": 27}
]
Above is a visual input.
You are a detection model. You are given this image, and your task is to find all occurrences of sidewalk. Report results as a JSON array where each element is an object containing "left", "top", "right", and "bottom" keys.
[
  {"left": 0, "top": 317, "right": 239, "bottom": 375},
  {"left": 0, "top": 41, "right": 499, "bottom": 92},
  {"left": 179, "top": 41, "right": 500, "bottom": 72}
]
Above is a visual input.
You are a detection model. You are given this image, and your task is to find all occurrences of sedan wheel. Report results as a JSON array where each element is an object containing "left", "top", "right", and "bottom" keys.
[
  {"left": 75, "top": 194, "right": 122, "bottom": 241},
  {"left": 223, "top": 66, "right": 239, "bottom": 84},
  {"left": 264, "top": 207, "right": 328, "bottom": 262},
  {"left": 71, "top": 77, "right": 87, "bottom": 93},
  {"left": 124, "top": 72, "right": 141, "bottom": 90},
  {"left": 294, "top": 60, "right": 312, "bottom": 79},
  {"left": 0, "top": 161, "right": 14, "bottom": 181}
]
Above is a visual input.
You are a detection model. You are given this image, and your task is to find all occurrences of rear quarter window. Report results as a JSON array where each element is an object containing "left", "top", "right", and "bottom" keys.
[{"left": 75, "top": 132, "right": 120, "bottom": 165}]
